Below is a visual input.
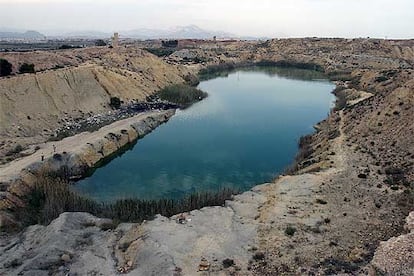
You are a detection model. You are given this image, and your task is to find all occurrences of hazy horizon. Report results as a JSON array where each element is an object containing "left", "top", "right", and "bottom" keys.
[{"left": 1, "top": 0, "right": 413, "bottom": 39}]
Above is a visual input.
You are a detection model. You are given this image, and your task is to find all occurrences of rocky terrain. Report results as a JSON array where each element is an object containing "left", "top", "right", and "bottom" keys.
[
  {"left": 0, "top": 110, "right": 175, "bottom": 218},
  {"left": 0, "top": 38, "right": 413, "bottom": 275}
]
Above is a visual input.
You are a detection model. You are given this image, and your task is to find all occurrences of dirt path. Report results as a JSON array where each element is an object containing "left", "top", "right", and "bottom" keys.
[
  {"left": 251, "top": 110, "right": 359, "bottom": 273},
  {"left": 328, "top": 109, "right": 347, "bottom": 173},
  {"left": 0, "top": 110, "right": 172, "bottom": 183}
]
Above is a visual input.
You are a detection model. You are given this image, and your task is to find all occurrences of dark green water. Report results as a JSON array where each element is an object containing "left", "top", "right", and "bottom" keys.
[{"left": 75, "top": 67, "right": 335, "bottom": 202}]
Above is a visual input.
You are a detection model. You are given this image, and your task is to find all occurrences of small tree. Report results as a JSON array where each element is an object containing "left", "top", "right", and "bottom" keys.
[
  {"left": 95, "top": 39, "right": 107, "bottom": 46},
  {"left": 0, "top": 58, "right": 12, "bottom": 76},
  {"left": 19, "top": 63, "right": 35, "bottom": 74}
]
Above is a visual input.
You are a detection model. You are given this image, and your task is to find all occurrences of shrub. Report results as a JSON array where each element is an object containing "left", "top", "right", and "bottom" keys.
[
  {"left": 256, "top": 60, "right": 324, "bottom": 72},
  {"left": 199, "top": 63, "right": 237, "bottom": 77},
  {"left": 58, "top": 45, "right": 81, "bottom": 50},
  {"left": 183, "top": 74, "right": 200, "bottom": 86},
  {"left": 252, "top": 252, "right": 265, "bottom": 261},
  {"left": 157, "top": 84, "right": 207, "bottom": 108},
  {"left": 222, "top": 258, "right": 235, "bottom": 268},
  {"left": 333, "top": 87, "right": 348, "bottom": 111},
  {"left": 375, "top": 75, "right": 388, "bottom": 82},
  {"left": 161, "top": 40, "right": 178, "bottom": 48},
  {"left": 144, "top": 47, "right": 175, "bottom": 57},
  {"left": 285, "top": 225, "right": 297, "bottom": 236},
  {"left": 316, "top": 198, "right": 327, "bottom": 204},
  {"left": 357, "top": 173, "right": 367, "bottom": 179},
  {"left": 19, "top": 63, "right": 35, "bottom": 74},
  {"left": 109, "top": 97, "right": 121, "bottom": 109},
  {"left": 0, "top": 58, "right": 12, "bottom": 76},
  {"left": 284, "top": 134, "right": 314, "bottom": 174},
  {"left": 95, "top": 39, "right": 107, "bottom": 46},
  {"left": 5, "top": 144, "right": 24, "bottom": 156}
]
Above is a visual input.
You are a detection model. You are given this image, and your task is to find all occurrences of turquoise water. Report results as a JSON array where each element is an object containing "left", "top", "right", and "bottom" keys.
[{"left": 75, "top": 67, "right": 335, "bottom": 202}]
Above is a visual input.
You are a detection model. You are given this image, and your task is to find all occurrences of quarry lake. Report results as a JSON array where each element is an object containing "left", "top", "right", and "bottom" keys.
[{"left": 75, "top": 67, "right": 335, "bottom": 202}]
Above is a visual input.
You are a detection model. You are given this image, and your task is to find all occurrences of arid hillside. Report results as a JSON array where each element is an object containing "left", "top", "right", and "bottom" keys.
[{"left": 0, "top": 47, "right": 191, "bottom": 164}]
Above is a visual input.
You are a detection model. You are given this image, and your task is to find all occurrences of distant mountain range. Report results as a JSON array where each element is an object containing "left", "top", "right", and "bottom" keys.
[
  {"left": 122, "top": 25, "right": 234, "bottom": 39},
  {"left": 0, "top": 30, "right": 46, "bottom": 40},
  {"left": 1, "top": 25, "right": 266, "bottom": 41},
  {"left": 47, "top": 25, "right": 235, "bottom": 40}
]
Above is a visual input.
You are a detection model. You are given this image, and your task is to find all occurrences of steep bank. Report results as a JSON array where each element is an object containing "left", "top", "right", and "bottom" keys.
[
  {"left": 0, "top": 47, "right": 191, "bottom": 164},
  {"left": 0, "top": 110, "right": 175, "bottom": 227}
]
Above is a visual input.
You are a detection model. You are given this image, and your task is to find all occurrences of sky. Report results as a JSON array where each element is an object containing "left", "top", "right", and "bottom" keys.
[{"left": 0, "top": 0, "right": 413, "bottom": 38}]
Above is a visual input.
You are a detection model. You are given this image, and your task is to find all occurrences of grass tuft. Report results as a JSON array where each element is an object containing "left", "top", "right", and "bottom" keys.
[
  {"left": 14, "top": 174, "right": 238, "bottom": 227},
  {"left": 157, "top": 84, "right": 207, "bottom": 108}
]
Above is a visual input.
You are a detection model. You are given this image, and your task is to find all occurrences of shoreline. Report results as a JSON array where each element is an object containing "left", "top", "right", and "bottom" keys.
[{"left": 0, "top": 110, "right": 176, "bottom": 214}]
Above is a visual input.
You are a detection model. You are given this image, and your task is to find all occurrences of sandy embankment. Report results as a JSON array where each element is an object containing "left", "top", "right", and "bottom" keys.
[{"left": 0, "top": 109, "right": 175, "bottom": 212}]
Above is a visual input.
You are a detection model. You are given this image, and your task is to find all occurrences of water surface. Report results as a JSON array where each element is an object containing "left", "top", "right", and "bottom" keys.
[{"left": 75, "top": 67, "right": 335, "bottom": 201}]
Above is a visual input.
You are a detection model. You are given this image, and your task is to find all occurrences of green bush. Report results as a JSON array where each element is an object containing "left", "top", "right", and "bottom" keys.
[
  {"left": 157, "top": 84, "right": 207, "bottom": 108},
  {"left": 255, "top": 60, "right": 324, "bottom": 72},
  {"left": 5, "top": 144, "right": 24, "bottom": 156},
  {"left": 109, "top": 96, "right": 121, "bottom": 109},
  {"left": 19, "top": 63, "right": 35, "bottom": 74},
  {"left": 0, "top": 58, "right": 12, "bottom": 76}
]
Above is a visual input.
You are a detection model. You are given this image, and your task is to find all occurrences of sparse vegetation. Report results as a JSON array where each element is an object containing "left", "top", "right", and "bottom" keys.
[
  {"left": 326, "top": 71, "right": 353, "bottom": 81},
  {"left": 157, "top": 84, "right": 207, "bottom": 108},
  {"left": 19, "top": 63, "right": 35, "bottom": 74},
  {"left": 316, "top": 198, "right": 327, "bottom": 204},
  {"left": 357, "top": 173, "right": 367, "bottom": 179},
  {"left": 333, "top": 86, "right": 348, "bottom": 110},
  {"left": 5, "top": 144, "right": 24, "bottom": 156},
  {"left": 0, "top": 58, "right": 12, "bottom": 76},
  {"left": 375, "top": 75, "right": 388, "bottom": 82},
  {"left": 199, "top": 62, "right": 238, "bottom": 77},
  {"left": 58, "top": 44, "right": 82, "bottom": 50},
  {"left": 252, "top": 252, "right": 266, "bottom": 261},
  {"left": 222, "top": 258, "right": 235, "bottom": 268},
  {"left": 284, "top": 134, "right": 314, "bottom": 174},
  {"left": 285, "top": 225, "right": 297, "bottom": 236},
  {"left": 183, "top": 73, "right": 200, "bottom": 86},
  {"left": 144, "top": 47, "right": 175, "bottom": 57},
  {"left": 15, "top": 174, "right": 238, "bottom": 226},
  {"left": 95, "top": 39, "right": 107, "bottom": 47},
  {"left": 109, "top": 96, "right": 121, "bottom": 109},
  {"left": 161, "top": 40, "right": 178, "bottom": 48},
  {"left": 255, "top": 60, "right": 324, "bottom": 72}
]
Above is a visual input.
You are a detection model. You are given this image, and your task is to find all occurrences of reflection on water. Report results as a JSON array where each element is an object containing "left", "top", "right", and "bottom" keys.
[{"left": 75, "top": 67, "right": 335, "bottom": 202}]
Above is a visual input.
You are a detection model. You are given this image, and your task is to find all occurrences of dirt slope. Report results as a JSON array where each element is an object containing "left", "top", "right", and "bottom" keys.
[{"left": 0, "top": 47, "right": 190, "bottom": 163}]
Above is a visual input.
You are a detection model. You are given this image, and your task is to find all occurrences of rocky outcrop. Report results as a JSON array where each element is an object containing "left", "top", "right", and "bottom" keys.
[
  {"left": 0, "top": 47, "right": 190, "bottom": 162},
  {"left": 370, "top": 211, "right": 414, "bottom": 275},
  {"left": 0, "top": 186, "right": 267, "bottom": 275},
  {"left": 0, "top": 212, "right": 118, "bottom": 275}
]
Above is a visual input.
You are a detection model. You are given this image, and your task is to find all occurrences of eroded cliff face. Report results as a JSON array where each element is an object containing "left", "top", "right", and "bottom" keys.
[
  {"left": 0, "top": 47, "right": 190, "bottom": 162},
  {"left": 0, "top": 110, "right": 175, "bottom": 218}
]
